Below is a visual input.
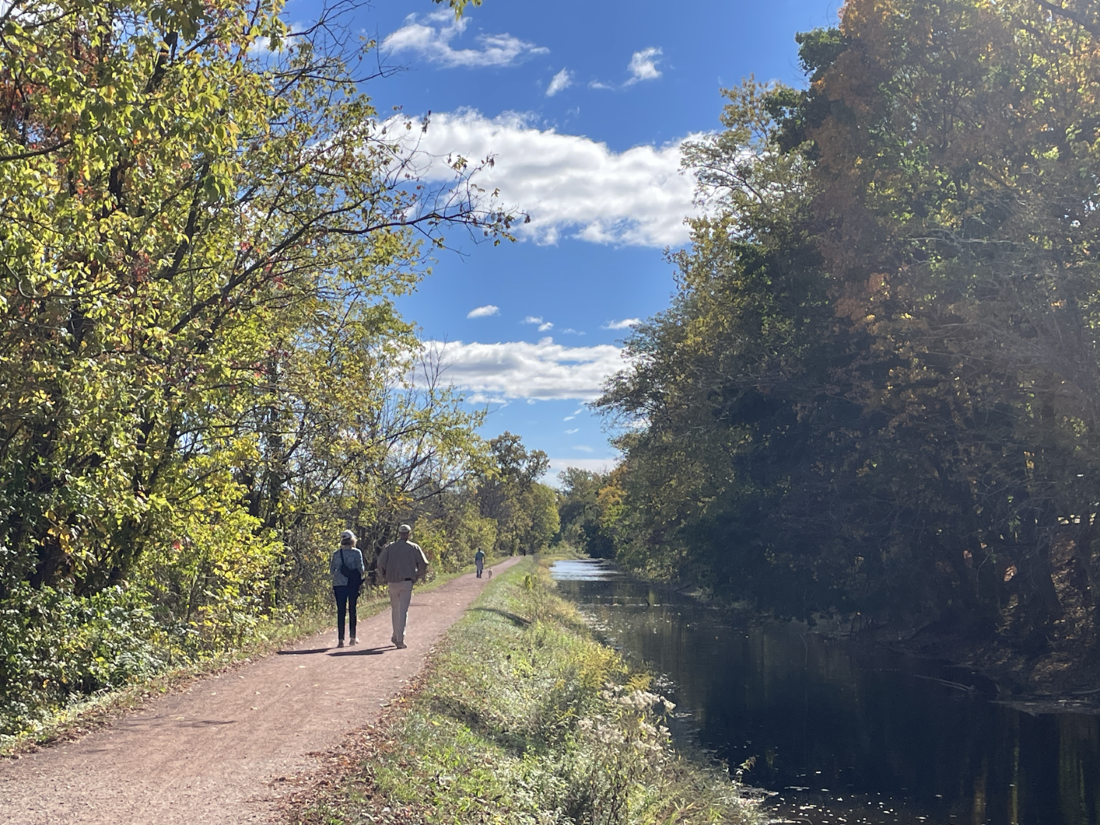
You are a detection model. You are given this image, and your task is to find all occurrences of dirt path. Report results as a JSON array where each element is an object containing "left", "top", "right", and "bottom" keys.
[{"left": 0, "top": 558, "right": 521, "bottom": 824}]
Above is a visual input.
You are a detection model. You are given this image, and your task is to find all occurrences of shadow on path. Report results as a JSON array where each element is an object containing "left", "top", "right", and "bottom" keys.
[
  {"left": 328, "top": 647, "right": 387, "bottom": 657},
  {"left": 470, "top": 607, "right": 530, "bottom": 627}
]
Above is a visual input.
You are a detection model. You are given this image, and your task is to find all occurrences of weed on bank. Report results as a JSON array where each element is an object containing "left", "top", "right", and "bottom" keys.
[{"left": 292, "top": 558, "right": 766, "bottom": 825}]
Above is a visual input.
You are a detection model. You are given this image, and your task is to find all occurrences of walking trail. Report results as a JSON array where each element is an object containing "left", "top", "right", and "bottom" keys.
[{"left": 0, "top": 558, "right": 521, "bottom": 824}]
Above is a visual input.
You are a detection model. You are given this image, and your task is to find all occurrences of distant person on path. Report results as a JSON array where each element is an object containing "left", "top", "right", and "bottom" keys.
[
  {"left": 377, "top": 524, "right": 429, "bottom": 649},
  {"left": 474, "top": 548, "right": 485, "bottom": 578},
  {"left": 330, "top": 530, "right": 365, "bottom": 648}
]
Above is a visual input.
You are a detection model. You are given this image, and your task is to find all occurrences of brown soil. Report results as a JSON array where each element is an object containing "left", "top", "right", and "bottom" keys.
[{"left": 0, "top": 558, "right": 521, "bottom": 825}]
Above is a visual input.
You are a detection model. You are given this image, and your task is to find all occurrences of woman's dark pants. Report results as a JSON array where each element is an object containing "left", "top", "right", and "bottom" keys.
[{"left": 333, "top": 584, "right": 359, "bottom": 641}]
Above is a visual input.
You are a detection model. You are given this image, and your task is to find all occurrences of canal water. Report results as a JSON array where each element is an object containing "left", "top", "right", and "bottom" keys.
[{"left": 550, "top": 558, "right": 1100, "bottom": 825}]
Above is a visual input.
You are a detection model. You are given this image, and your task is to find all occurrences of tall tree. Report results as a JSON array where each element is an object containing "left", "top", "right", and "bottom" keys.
[{"left": 0, "top": 0, "right": 515, "bottom": 596}]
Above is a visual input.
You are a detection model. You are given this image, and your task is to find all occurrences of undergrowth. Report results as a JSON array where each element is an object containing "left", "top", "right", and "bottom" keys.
[{"left": 291, "top": 558, "right": 766, "bottom": 825}]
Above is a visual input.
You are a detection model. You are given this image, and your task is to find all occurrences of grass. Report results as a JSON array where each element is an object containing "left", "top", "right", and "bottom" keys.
[{"left": 287, "top": 557, "right": 767, "bottom": 825}]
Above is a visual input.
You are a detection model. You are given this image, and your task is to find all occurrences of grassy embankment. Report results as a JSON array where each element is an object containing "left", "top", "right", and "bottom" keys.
[{"left": 289, "top": 557, "right": 766, "bottom": 825}]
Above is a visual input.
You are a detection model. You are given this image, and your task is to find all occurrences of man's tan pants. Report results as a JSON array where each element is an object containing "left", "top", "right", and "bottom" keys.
[{"left": 387, "top": 580, "right": 414, "bottom": 646}]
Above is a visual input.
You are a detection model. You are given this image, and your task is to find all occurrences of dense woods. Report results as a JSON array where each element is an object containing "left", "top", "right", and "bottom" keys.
[
  {"left": 564, "top": 0, "right": 1100, "bottom": 666},
  {"left": 0, "top": 0, "right": 557, "bottom": 736}
]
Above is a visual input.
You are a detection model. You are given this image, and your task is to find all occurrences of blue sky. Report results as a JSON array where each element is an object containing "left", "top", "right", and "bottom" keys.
[{"left": 290, "top": 0, "right": 840, "bottom": 481}]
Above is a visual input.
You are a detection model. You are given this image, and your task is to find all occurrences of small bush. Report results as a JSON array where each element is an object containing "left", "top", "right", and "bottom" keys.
[{"left": 0, "top": 584, "right": 169, "bottom": 736}]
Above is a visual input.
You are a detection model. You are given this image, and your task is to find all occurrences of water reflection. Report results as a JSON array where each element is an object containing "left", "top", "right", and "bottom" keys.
[{"left": 551, "top": 559, "right": 1100, "bottom": 825}]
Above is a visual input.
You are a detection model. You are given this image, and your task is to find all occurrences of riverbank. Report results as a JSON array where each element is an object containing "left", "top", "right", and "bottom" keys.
[{"left": 284, "top": 558, "right": 767, "bottom": 825}]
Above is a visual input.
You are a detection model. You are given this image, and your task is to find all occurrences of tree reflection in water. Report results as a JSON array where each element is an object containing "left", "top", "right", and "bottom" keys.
[{"left": 551, "top": 559, "right": 1100, "bottom": 825}]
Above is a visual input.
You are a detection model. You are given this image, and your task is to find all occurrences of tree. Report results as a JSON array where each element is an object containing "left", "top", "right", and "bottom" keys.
[
  {"left": 0, "top": 0, "right": 516, "bottom": 597},
  {"left": 801, "top": 0, "right": 1100, "bottom": 634},
  {"left": 477, "top": 432, "right": 550, "bottom": 556},
  {"left": 556, "top": 468, "right": 616, "bottom": 557},
  {"left": 600, "top": 0, "right": 1100, "bottom": 651}
]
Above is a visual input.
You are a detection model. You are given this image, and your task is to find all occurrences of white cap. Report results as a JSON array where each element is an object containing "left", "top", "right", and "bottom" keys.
[
  {"left": 341, "top": 530, "right": 356, "bottom": 543},
  {"left": 398, "top": 524, "right": 411, "bottom": 533}
]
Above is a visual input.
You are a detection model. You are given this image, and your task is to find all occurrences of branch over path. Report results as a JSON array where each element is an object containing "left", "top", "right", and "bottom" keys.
[{"left": 0, "top": 558, "right": 522, "bottom": 824}]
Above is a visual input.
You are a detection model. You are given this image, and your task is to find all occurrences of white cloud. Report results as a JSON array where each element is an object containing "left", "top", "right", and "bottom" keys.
[
  {"left": 565, "top": 428, "right": 579, "bottom": 434},
  {"left": 468, "top": 305, "right": 500, "bottom": 318},
  {"left": 564, "top": 415, "right": 576, "bottom": 421},
  {"left": 520, "top": 316, "right": 553, "bottom": 332},
  {"left": 389, "top": 110, "right": 698, "bottom": 248},
  {"left": 589, "top": 80, "right": 614, "bottom": 91},
  {"left": 465, "top": 394, "right": 510, "bottom": 405},
  {"left": 545, "top": 456, "right": 620, "bottom": 486},
  {"left": 431, "top": 338, "right": 628, "bottom": 401},
  {"left": 560, "top": 328, "right": 585, "bottom": 335},
  {"left": 573, "top": 445, "right": 595, "bottom": 453},
  {"left": 626, "top": 47, "right": 663, "bottom": 84},
  {"left": 550, "top": 457, "right": 619, "bottom": 474},
  {"left": 383, "top": 11, "right": 548, "bottom": 68},
  {"left": 602, "top": 318, "right": 639, "bottom": 330},
  {"left": 546, "top": 68, "right": 573, "bottom": 97}
]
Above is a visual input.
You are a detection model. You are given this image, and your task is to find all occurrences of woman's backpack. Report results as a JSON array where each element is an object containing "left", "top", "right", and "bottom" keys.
[{"left": 339, "top": 549, "right": 362, "bottom": 590}]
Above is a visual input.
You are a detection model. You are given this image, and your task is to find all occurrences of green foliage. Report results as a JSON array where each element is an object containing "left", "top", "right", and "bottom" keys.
[
  {"left": 0, "top": 0, "right": 518, "bottom": 733},
  {"left": 477, "top": 432, "right": 555, "bottom": 556},
  {"left": 555, "top": 468, "right": 618, "bottom": 559},
  {"left": 595, "top": 0, "right": 1100, "bottom": 658},
  {"left": 0, "top": 585, "right": 167, "bottom": 736}
]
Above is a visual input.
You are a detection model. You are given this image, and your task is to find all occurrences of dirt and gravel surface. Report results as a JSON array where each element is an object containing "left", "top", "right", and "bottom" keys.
[{"left": 0, "top": 558, "right": 521, "bottom": 825}]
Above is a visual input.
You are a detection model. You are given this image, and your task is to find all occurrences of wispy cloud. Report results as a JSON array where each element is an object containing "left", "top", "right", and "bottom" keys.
[
  {"left": 430, "top": 338, "right": 628, "bottom": 401},
  {"left": 546, "top": 68, "right": 573, "bottom": 96},
  {"left": 387, "top": 110, "right": 698, "bottom": 248},
  {"left": 602, "top": 318, "right": 639, "bottom": 330},
  {"left": 564, "top": 416, "right": 575, "bottom": 421},
  {"left": 383, "top": 10, "right": 549, "bottom": 68},
  {"left": 545, "top": 456, "right": 620, "bottom": 486},
  {"left": 550, "top": 457, "right": 619, "bottom": 474},
  {"left": 565, "top": 428, "right": 579, "bottom": 434},
  {"left": 467, "top": 305, "right": 500, "bottom": 318},
  {"left": 574, "top": 445, "right": 595, "bottom": 453},
  {"left": 521, "top": 316, "right": 555, "bottom": 332},
  {"left": 626, "top": 47, "right": 663, "bottom": 84},
  {"left": 466, "top": 394, "right": 510, "bottom": 405}
]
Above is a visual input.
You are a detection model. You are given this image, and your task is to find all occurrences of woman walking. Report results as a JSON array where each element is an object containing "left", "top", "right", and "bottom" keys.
[{"left": 330, "top": 529, "right": 365, "bottom": 647}]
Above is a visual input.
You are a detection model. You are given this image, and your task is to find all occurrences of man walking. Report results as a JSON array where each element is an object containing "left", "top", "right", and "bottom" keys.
[{"left": 377, "top": 523, "right": 429, "bottom": 649}]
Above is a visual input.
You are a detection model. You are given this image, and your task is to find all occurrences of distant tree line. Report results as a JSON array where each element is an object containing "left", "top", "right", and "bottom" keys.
[
  {"left": 561, "top": 0, "right": 1100, "bottom": 657},
  {"left": 0, "top": 0, "right": 557, "bottom": 736}
]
